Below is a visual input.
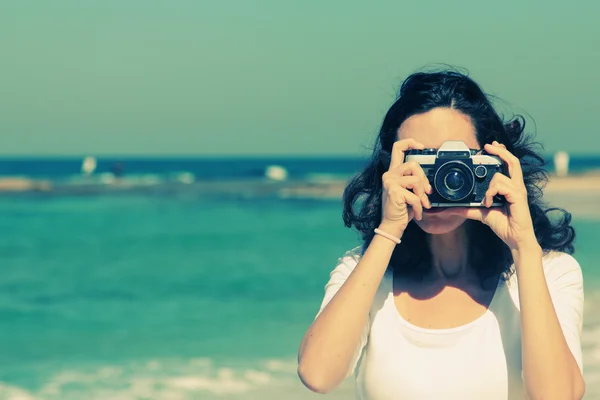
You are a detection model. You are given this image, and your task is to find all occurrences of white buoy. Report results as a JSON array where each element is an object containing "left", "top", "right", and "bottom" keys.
[
  {"left": 265, "top": 165, "right": 288, "bottom": 181},
  {"left": 81, "top": 156, "right": 97, "bottom": 176},
  {"left": 554, "top": 151, "right": 569, "bottom": 177}
]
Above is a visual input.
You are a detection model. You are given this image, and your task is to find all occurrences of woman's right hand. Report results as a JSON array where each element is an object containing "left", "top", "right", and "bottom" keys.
[{"left": 380, "top": 139, "right": 433, "bottom": 237}]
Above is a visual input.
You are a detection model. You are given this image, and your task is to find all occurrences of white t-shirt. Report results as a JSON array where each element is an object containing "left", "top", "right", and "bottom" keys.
[{"left": 317, "top": 246, "right": 584, "bottom": 400}]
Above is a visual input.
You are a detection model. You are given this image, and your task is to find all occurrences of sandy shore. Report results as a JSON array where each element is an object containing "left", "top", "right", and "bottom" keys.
[
  {"left": 0, "top": 178, "right": 51, "bottom": 192},
  {"left": 536, "top": 173, "right": 600, "bottom": 218},
  {"left": 543, "top": 172, "right": 600, "bottom": 193}
]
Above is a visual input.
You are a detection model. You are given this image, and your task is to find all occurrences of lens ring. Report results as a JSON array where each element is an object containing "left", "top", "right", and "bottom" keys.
[
  {"left": 433, "top": 161, "right": 475, "bottom": 202},
  {"left": 444, "top": 171, "right": 465, "bottom": 191}
]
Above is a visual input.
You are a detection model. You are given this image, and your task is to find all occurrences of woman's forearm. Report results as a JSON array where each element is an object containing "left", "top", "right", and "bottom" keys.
[
  {"left": 515, "top": 243, "right": 585, "bottom": 400},
  {"left": 298, "top": 227, "right": 399, "bottom": 393}
]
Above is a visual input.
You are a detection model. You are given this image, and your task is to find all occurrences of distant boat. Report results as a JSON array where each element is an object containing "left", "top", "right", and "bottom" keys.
[
  {"left": 81, "top": 156, "right": 97, "bottom": 176},
  {"left": 265, "top": 165, "right": 288, "bottom": 181}
]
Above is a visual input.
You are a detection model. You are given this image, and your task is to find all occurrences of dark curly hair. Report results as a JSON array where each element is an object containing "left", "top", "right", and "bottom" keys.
[{"left": 342, "top": 67, "right": 575, "bottom": 286}]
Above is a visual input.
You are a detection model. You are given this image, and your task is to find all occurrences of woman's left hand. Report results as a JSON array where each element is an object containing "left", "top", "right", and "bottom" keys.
[{"left": 447, "top": 141, "right": 538, "bottom": 251}]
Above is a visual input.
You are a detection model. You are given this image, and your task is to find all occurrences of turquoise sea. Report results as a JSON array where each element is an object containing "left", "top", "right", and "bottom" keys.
[
  {"left": 1, "top": 156, "right": 600, "bottom": 399},
  {"left": 1, "top": 195, "right": 600, "bottom": 400}
]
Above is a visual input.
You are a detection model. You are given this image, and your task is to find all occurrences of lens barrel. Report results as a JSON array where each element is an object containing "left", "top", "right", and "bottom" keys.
[{"left": 434, "top": 161, "right": 474, "bottom": 201}]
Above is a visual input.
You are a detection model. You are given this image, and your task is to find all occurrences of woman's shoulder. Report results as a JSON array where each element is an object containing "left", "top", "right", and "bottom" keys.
[
  {"left": 504, "top": 250, "right": 583, "bottom": 301},
  {"left": 330, "top": 245, "right": 364, "bottom": 275},
  {"left": 540, "top": 251, "right": 582, "bottom": 282},
  {"left": 505, "top": 251, "right": 581, "bottom": 281},
  {"left": 342, "top": 245, "right": 364, "bottom": 261}
]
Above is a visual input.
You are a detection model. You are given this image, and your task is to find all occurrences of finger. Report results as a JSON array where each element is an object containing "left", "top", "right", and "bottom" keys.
[
  {"left": 396, "top": 175, "right": 423, "bottom": 195},
  {"left": 390, "top": 139, "right": 425, "bottom": 170},
  {"left": 383, "top": 175, "right": 431, "bottom": 209},
  {"left": 395, "top": 188, "right": 423, "bottom": 221},
  {"left": 484, "top": 142, "right": 524, "bottom": 184},
  {"left": 484, "top": 180, "right": 521, "bottom": 206},
  {"left": 488, "top": 171, "right": 512, "bottom": 185},
  {"left": 407, "top": 207, "right": 415, "bottom": 222},
  {"left": 444, "top": 207, "right": 487, "bottom": 222},
  {"left": 401, "top": 177, "right": 431, "bottom": 209},
  {"left": 484, "top": 172, "right": 513, "bottom": 206},
  {"left": 403, "top": 179, "right": 431, "bottom": 209},
  {"left": 394, "top": 161, "right": 433, "bottom": 194}
]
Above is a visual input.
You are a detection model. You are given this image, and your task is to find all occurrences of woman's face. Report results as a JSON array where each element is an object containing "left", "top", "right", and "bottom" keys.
[{"left": 397, "top": 107, "right": 480, "bottom": 235}]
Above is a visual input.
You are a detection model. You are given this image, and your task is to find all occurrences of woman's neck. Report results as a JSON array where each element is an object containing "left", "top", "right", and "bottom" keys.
[{"left": 426, "top": 223, "right": 473, "bottom": 281}]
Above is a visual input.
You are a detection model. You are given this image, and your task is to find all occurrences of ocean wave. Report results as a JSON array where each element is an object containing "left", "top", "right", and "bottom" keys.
[
  {"left": 65, "top": 173, "right": 178, "bottom": 186},
  {"left": 0, "top": 358, "right": 342, "bottom": 400},
  {"left": 0, "top": 176, "right": 348, "bottom": 202},
  {"left": 582, "top": 291, "right": 600, "bottom": 398},
  {"left": 2, "top": 293, "right": 600, "bottom": 399},
  {"left": 2, "top": 338, "right": 600, "bottom": 400}
]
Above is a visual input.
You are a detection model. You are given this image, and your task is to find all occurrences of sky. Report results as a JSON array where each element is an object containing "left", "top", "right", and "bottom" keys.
[{"left": 1, "top": 1, "right": 599, "bottom": 157}]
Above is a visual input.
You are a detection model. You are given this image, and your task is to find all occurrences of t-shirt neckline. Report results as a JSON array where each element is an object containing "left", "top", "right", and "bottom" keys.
[{"left": 385, "top": 271, "right": 503, "bottom": 336}]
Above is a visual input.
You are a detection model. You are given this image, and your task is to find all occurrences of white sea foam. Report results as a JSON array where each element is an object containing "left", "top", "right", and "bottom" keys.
[
  {"left": 0, "top": 358, "right": 302, "bottom": 400},
  {"left": 265, "top": 358, "right": 299, "bottom": 373},
  {"left": 187, "top": 357, "right": 212, "bottom": 367},
  {"left": 0, "top": 383, "right": 36, "bottom": 400},
  {"left": 3, "top": 318, "right": 600, "bottom": 400},
  {"left": 581, "top": 291, "right": 600, "bottom": 398}
]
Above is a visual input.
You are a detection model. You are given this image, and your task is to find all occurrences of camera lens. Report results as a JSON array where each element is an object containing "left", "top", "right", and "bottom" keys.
[
  {"left": 433, "top": 161, "right": 475, "bottom": 202},
  {"left": 444, "top": 171, "right": 465, "bottom": 191}
]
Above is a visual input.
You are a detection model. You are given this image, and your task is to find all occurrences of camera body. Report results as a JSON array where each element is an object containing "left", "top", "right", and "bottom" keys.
[{"left": 404, "top": 140, "right": 507, "bottom": 207}]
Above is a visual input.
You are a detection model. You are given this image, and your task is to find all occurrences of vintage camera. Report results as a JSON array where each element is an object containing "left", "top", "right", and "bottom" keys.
[{"left": 404, "top": 141, "right": 507, "bottom": 207}]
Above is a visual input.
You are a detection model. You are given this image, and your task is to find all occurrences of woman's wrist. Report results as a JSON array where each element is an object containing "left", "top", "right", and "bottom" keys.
[
  {"left": 377, "top": 221, "right": 405, "bottom": 241},
  {"left": 511, "top": 239, "right": 542, "bottom": 261}
]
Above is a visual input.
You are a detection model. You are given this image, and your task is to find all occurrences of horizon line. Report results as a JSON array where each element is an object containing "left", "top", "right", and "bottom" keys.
[{"left": 1, "top": 152, "right": 600, "bottom": 160}]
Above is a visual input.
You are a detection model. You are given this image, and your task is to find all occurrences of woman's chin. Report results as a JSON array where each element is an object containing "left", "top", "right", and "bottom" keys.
[{"left": 415, "top": 212, "right": 467, "bottom": 235}]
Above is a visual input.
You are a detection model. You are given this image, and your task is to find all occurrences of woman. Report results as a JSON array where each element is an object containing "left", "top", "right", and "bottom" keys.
[{"left": 297, "top": 69, "right": 585, "bottom": 399}]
